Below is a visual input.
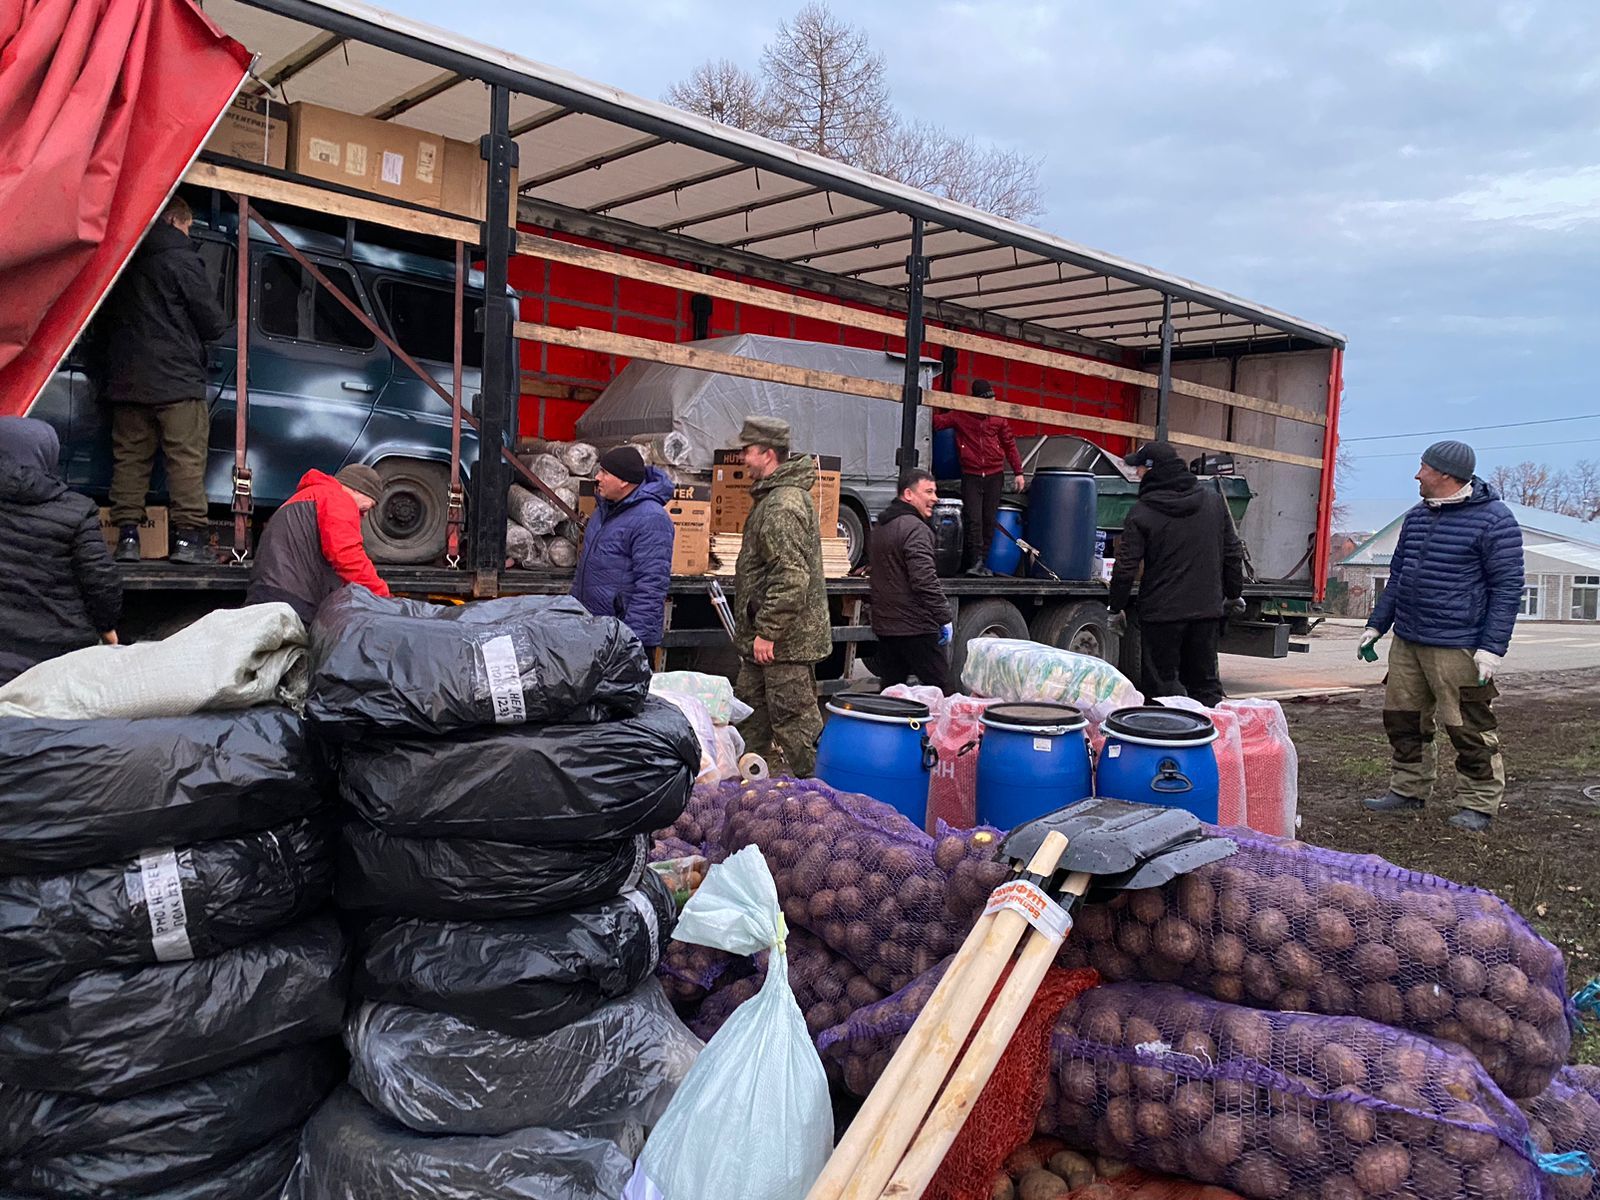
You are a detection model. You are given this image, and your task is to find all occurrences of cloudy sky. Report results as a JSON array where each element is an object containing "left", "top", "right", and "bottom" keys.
[{"left": 380, "top": 0, "right": 1597, "bottom": 500}]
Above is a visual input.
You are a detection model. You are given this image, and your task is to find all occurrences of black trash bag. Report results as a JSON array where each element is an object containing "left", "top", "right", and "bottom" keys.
[
  {"left": 354, "top": 867, "right": 675, "bottom": 1037},
  {"left": 346, "top": 980, "right": 701, "bottom": 1137},
  {"left": 0, "top": 915, "right": 348, "bottom": 1099},
  {"left": 286, "top": 1087, "right": 633, "bottom": 1200},
  {"left": 337, "top": 822, "right": 645, "bottom": 921},
  {"left": 306, "top": 589, "right": 650, "bottom": 737},
  {"left": 0, "top": 1040, "right": 342, "bottom": 1197},
  {"left": 336, "top": 697, "right": 696, "bottom": 844},
  {"left": 1, "top": 818, "right": 333, "bottom": 1013},
  {"left": 0, "top": 708, "right": 325, "bottom": 875}
]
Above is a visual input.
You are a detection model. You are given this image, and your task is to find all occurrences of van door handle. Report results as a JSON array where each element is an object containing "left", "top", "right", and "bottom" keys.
[{"left": 342, "top": 381, "right": 376, "bottom": 393}]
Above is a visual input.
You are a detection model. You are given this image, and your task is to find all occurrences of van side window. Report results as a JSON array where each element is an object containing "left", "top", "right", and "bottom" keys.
[
  {"left": 258, "top": 254, "right": 375, "bottom": 350},
  {"left": 196, "top": 241, "right": 235, "bottom": 321},
  {"left": 375, "top": 278, "right": 484, "bottom": 368}
]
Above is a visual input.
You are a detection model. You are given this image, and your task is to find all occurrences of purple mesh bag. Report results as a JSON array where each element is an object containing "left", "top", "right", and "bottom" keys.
[
  {"left": 660, "top": 780, "right": 735, "bottom": 859},
  {"left": 1519, "top": 1068, "right": 1600, "bottom": 1200},
  {"left": 1570, "top": 1065, "right": 1600, "bottom": 1106}
]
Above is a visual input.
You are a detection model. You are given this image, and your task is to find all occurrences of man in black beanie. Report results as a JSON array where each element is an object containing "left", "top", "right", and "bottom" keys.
[{"left": 571, "top": 446, "right": 676, "bottom": 650}]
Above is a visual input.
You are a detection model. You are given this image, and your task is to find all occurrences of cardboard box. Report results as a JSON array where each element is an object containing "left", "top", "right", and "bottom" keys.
[
  {"left": 99, "top": 507, "right": 168, "bottom": 560},
  {"left": 205, "top": 95, "right": 289, "bottom": 169},
  {"left": 440, "top": 137, "right": 519, "bottom": 225},
  {"left": 666, "top": 484, "right": 712, "bottom": 576},
  {"left": 710, "top": 450, "right": 842, "bottom": 535},
  {"left": 288, "top": 103, "right": 445, "bottom": 208}
]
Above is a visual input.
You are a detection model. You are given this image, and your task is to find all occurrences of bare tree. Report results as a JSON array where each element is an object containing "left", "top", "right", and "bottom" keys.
[
  {"left": 864, "top": 121, "right": 1043, "bottom": 219},
  {"left": 1491, "top": 460, "right": 1559, "bottom": 509},
  {"left": 665, "top": 59, "right": 777, "bottom": 138},
  {"left": 761, "top": 2, "right": 893, "bottom": 161},
  {"left": 1551, "top": 459, "right": 1600, "bottom": 520}
]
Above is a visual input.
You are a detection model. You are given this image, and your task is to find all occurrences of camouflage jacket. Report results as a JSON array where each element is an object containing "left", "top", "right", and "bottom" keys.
[{"left": 734, "top": 454, "right": 831, "bottom": 664}]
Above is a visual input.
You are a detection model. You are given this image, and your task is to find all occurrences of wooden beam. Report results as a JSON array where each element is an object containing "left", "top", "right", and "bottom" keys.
[
  {"left": 1169, "top": 433, "right": 1325, "bottom": 471},
  {"left": 925, "top": 391, "right": 1155, "bottom": 444}
]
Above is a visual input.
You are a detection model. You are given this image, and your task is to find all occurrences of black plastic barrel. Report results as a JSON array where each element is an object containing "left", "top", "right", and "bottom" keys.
[{"left": 932, "top": 499, "right": 964, "bottom": 577}]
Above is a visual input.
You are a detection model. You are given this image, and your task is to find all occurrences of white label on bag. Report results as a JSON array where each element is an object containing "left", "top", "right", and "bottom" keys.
[
  {"left": 137, "top": 849, "right": 195, "bottom": 962},
  {"left": 623, "top": 888, "right": 662, "bottom": 971},
  {"left": 1033, "top": 737, "right": 1051, "bottom": 752},
  {"left": 983, "top": 879, "right": 1073, "bottom": 945},
  {"left": 479, "top": 635, "right": 526, "bottom": 723}
]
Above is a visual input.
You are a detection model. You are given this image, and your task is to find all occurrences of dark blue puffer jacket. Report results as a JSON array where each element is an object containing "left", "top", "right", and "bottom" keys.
[
  {"left": 1368, "top": 479, "right": 1524, "bottom": 656},
  {"left": 570, "top": 468, "right": 676, "bottom": 648}
]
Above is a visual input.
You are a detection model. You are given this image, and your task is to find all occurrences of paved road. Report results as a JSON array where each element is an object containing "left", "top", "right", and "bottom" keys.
[{"left": 1221, "top": 618, "right": 1600, "bottom": 699}]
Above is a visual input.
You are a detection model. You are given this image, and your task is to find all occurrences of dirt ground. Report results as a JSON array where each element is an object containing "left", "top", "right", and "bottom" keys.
[{"left": 1282, "top": 668, "right": 1600, "bottom": 1064}]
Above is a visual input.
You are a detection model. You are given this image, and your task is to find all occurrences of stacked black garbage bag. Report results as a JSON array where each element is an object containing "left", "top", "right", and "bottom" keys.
[
  {"left": 0, "top": 708, "right": 346, "bottom": 1199},
  {"left": 289, "top": 588, "right": 705, "bottom": 1200}
]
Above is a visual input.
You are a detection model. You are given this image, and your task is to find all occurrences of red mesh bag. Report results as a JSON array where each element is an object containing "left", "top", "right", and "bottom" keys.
[{"left": 1219, "top": 699, "right": 1298, "bottom": 838}]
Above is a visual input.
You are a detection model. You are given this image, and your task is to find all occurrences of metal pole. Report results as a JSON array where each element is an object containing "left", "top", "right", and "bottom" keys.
[
  {"left": 1155, "top": 293, "right": 1173, "bottom": 441},
  {"left": 898, "top": 216, "right": 926, "bottom": 468},
  {"left": 446, "top": 240, "right": 466, "bottom": 567},
  {"left": 470, "top": 85, "right": 519, "bottom": 591},
  {"left": 230, "top": 196, "right": 253, "bottom": 563}
]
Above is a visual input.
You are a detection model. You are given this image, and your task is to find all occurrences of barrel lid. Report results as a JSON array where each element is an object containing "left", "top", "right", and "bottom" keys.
[
  {"left": 982, "top": 702, "right": 1087, "bottom": 732},
  {"left": 1034, "top": 468, "right": 1096, "bottom": 478},
  {"left": 1104, "top": 706, "right": 1215, "bottom": 741},
  {"left": 828, "top": 692, "right": 930, "bottom": 720}
]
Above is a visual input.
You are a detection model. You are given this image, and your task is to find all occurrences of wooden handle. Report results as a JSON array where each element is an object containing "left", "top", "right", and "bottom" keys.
[{"left": 825, "top": 832, "right": 1070, "bottom": 1200}]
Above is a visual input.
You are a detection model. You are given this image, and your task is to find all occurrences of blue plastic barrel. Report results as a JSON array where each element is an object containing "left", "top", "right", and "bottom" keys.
[
  {"left": 1028, "top": 469, "right": 1098, "bottom": 580},
  {"left": 817, "top": 693, "right": 934, "bottom": 827},
  {"left": 976, "top": 703, "right": 1093, "bottom": 831},
  {"left": 1095, "top": 706, "right": 1220, "bottom": 822},
  {"left": 933, "top": 428, "right": 962, "bottom": 481},
  {"left": 984, "top": 502, "right": 1026, "bottom": 576}
]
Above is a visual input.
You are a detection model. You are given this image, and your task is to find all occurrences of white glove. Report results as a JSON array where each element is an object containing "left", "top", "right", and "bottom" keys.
[
  {"left": 1473, "top": 650, "right": 1502, "bottom": 684},
  {"left": 1358, "top": 629, "right": 1379, "bottom": 649}
]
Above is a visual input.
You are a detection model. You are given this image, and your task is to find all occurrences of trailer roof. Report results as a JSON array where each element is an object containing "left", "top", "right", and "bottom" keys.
[{"left": 209, "top": 0, "right": 1346, "bottom": 356}]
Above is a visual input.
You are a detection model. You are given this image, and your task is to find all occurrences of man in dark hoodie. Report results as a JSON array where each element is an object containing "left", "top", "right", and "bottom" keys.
[
  {"left": 1108, "top": 441, "right": 1244, "bottom": 706},
  {"left": 570, "top": 446, "right": 676, "bottom": 650},
  {"left": 869, "top": 468, "right": 955, "bottom": 692},
  {"left": 100, "top": 196, "right": 228, "bottom": 565},
  {"left": 0, "top": 417, "right": 121, "bottom": 684}
]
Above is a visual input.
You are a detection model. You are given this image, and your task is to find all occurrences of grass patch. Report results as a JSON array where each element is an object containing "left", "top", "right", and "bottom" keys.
[
  {"left": 1555, "top": 730, "right": 1600, "bottom": 775},
  {"left": 1574, "top": 1029, "right": 1600, "bottom": 1067}
]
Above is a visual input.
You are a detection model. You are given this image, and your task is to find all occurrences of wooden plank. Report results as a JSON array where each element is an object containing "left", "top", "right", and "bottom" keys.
[
  {"left": 925, "top": 389, "right": 1154, "bottom": 443},
  {"left": 1168, "top": 431, "right": 1325, "bottom": 471},
  {"left": 186, "top": 161, "right": 482, "bottom": 243}
]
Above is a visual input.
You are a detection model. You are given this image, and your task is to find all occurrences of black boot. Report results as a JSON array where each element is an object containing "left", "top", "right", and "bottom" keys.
[
  {"left": 1447, "top": 809, "right": 1492, "bottom": 832},
  {"left": 1362, "top": 791, "right": 1425, "bottom": 814},
  {"left": 168, "top": 528, "right": 213, "bottom": 566},
  {"left": 114, "top": 525, "right": 142, "bottom": 563}
]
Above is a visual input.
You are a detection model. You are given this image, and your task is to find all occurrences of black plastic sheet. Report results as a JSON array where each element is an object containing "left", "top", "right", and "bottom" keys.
[
  {"left": 0, "top": 708, "right": 324, "bottom": 874},
  {"left": 354, "top": 868, "right": 674, "bottom": 1036},
  {"left": 2, "top": 818, "right": 333, "bottom": 1013},
  {"left": 0, "top": 1040, "right": 341, "bottom": 1197},
  {"left": 286, "top": 1088, "right": 633, "bottom": 1200},
  {"left": 337, "top": 822, "right": 645, "bottom": 921},
  {"left": 336, "top": 697, "right": 695, "bottom": 844},
  {"left": 0, "top": 915, "right": 347, "bottom": 1099},
  {"left": 306, "top": 589, "right": 650, "bottom": 737}
]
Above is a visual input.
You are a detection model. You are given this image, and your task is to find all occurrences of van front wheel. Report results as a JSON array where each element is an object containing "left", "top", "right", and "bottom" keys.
[{"left": 366, "top": 459, "right": 449, "bottom": 564}]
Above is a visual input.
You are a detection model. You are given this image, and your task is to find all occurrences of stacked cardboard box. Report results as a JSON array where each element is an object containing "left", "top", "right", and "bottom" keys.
[
  {"left": 287, "top": 103, "right": 446, "bottom": 207},
  {"left": 577, "top": 482, "right": 711, "bottom": 577},
  {"left": 709, "top": 451, "right": 842, "bottom": 536},
  {"left": 204, "top": 95, "right": 289, "bottom": 169}
]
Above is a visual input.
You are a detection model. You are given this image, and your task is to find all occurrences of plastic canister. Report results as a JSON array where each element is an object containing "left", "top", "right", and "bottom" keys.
[
  {"left": 816, "top": 693, "right": 935, "bottom": 828},
  {"left": 976, "top": 702, "right": 1092, "bottom": 831},
  {"left": 1095, "top": 705, "right": 1220, "bottom": 822}
]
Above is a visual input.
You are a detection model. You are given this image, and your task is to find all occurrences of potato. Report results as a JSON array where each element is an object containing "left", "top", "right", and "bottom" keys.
[
  {"left": 1310, "top": 976, "right": 1357, "bottom": 1016},
  {"left": 1046, "top": 1150, "right": 1095, "bottom": 1189},
  {"left": 1486, "top": 962, "right": 1530, "bottom": 1009},
  {"left": 1175, "top": 1029, "right": 1218, "bottom": 1062},
  {"left": 1095, "top": 1156, "right": 1130, "bottom": 1179},
  {"left": 1274, "top": 942, "right": 1320, "bottom": 989},
  {"left": 1405, "top": 1150, "right": 1463, "bottom": 1198},
  {"left": 1135, "top": 1100, "right": 1174, "bottom": 1140},
  {"left": 1153, "top": 915, "right": 1202, "bottom": 964},
  {"left": 1306, "top": 907, "right": 1357, "bottom": 954},
  {"left": 1269, "top": 1112, "right": 1322, "bottom": 1166},
  {"left": 1063, "top": 1059, "right": 1099, "bottom": 1104},
  {"left": 1212, "top": 974, "right": 1247, "bottom": 1004},
  {"left": 1103, "top": 1096, "right": 1137, "bottom": 1146},
  {"left": 1195, "top": 1114, "right": 1246, "bottom": 1167},
  {"left": 1130, "top": 888, "right": 1166, "bottom": 925},
  {"left": 1171, "top": 1081, "right": 1215, "bottom": 1130},
  {"left": 1123, "top": 1015, "right": 1161, "bottom": 1049},
  {"left": 1348, "top": 943, "right": 1400, "bottom": 982},
  {"left": 1390, "top": 916, "right": 1449, "bottom": 969},
  {"left": 1329, "top": 1097, "right": 1377, "bottom": 1146},
  {"left": 1458, "top": 997, "right": 1514, "bottom": 1043},
  {"left": 1436, "top": 1103, "right": 1500, "bottom": 1163},
  {"left": 1356, "top": 982, "right": 1404, "bottom": 1025},
  {"left": 1230, "top": 1151, "right": 1291, "bottom": 1199},
  {"left": 1316, "top": 1042, "right": 1366, "bottom": 1088},
  {"left": 933, "top": 834, "right": 967, "bottom": 871},
  {"left": 1218, "top": 886, "right": 1253, "bottom": 931},
  {"left": 1452, "top": 911, "right": 1509, "bottom": 954},
  {"left": 1090, "top": 943, "right": 1137, "bottom": 983},
  {"left": 1323, "top": 880, "right": 1379, "bottom": 922},
  {"left": 1467, "top": 1147, "right": 1528, "bottom": 1197},
  {"left": 1003, "top": 1141, "right": 1053, "bottom": 1176},
  {"left": 1318, "top": 1175, "right": 1362, "bottom": 1200},
  {"left": 1116, "top": 921, "right": 1153, "bottom": 958},
  {"left": 1178, "top": 872, "right": 1217, "bottom": 924},
  {"left": 989, "top": 1173, "right": 1015, "bottom": 1200},
  {"left": 1211, "top": 931, "right": 1248, "bottom": 974},
  {"left": 1351, "top": 1144, "right": 1409, "bottom": 1197},
  {"left": 1403, "top": 982, "right": 1453, "bottom": 1024},
  {"left": 1247, "top": 907, "right": 1292, "bottom": 950},
  {"left": 1242, "top": 952, "right": 1283, "bottom": 1003}
]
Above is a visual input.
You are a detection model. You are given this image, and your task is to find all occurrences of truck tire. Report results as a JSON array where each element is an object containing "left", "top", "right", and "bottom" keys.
[
  {"left": 1030, "top": 600, "right": 1117, "bottom": 664},
  {"left": 366, "top": 459, "right": 449, "bottom": 565},
  {"left": 950, "top": 597, "right": 1028, "bottom": 682},
  {"left": 837, "top": 501, "right": 868, "bottom": 568}
]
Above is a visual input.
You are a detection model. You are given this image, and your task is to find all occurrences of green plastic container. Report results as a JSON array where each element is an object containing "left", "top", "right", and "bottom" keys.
[{"left": 1095, "top": 475, "right": 1252, "bottom": 531}]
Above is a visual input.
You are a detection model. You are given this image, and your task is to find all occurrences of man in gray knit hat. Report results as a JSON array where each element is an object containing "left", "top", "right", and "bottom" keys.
[{"left": 1357, "top": 439, "right": 1524, "bottom": 832}]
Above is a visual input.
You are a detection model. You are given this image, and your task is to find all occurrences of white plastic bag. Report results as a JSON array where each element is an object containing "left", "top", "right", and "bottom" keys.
[
  {"left": 650, "top": 670, "right": 753, "bottom": 726},
  {"left": 961, "top": 636, "right": 1142, "bottom": 725},
  {"left": 625, "top": 845, "right": 832, "bottom": 1200},
  {"left": 655, "top": 691, "right": 720, "bottom": 783}
]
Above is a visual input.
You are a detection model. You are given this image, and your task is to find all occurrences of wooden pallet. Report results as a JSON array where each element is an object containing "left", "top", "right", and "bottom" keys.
[{"left": 710, "top": 535, "right": 852, "bottom": 578}]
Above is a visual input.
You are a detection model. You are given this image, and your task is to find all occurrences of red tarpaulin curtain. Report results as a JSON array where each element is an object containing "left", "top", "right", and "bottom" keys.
[{"left": 0, "top": 0, "right": 250, "bottom": 414}]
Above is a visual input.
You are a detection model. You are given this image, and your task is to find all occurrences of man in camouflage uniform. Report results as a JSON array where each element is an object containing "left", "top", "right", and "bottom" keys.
[{"left": 732, "top": 416, "right": 831, "bottom": 776}]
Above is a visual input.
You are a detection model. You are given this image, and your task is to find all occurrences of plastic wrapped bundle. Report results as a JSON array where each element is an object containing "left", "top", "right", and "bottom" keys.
[
  {"left": 0, "top": 1040, "right": 341, "bottom": 1196},
  {"left": 306, "top": 589, "right": 650, "bottom": 736},
  {"left": 527, "top": 452, "right": 572, "bottom": 490},
  {"left": 132, "top": 1131, "right": 301, "bottom": 1200},
  {"left": 354, "top": 872, "right": 674, "bottom": 1036},
  {"left": 1051, "top": 828, "right": 1572, "bottom": 1097},
  {"left": 345, "top": 981, "right": 700, "bottom": 1135},
  {"left": 336, "top": 697, "right": 694, "bottom": 843},
  {"left": 626, "top": 431, "right": 692, "bottom": 469},
  {"left": 962, "top": 637, "right": 1143, "bottom": 724},
  {"left": 509, "top": 483, "right": 562, "bottom": 535},
  {"left": 0, "top": 915, "right": 347, "bottom": 1099},
  {"left": 287, "top": 1087, "right": 633, "bottom": 1200},
  {"left": 548, "top": 535, "right": 579, "bottom": 569},
  {"left": 556, "top": 440, "right": 600, "bottom": 478},
  {"left": 655, "top": 690, "right": 722, "bottom": 782},
  {"left": 1520, "top": 1068, "right": 1600, "bottom": 1200},
  {"left": 337, "top": 822, "right": 645, "bottom": 920},
  {"left": 1220, "top": 699, "right": 1299, "bottom": 838},
  {"left": 505, "top": 519, "right": 538, "bottom": 567},
  {"left": 651, "top": 670, "right": 753, "bottom": 727},
  {"left": 1, "top": 817, "right": 333, "bottom": 1012},
  {"left": 0, "top": 708, "right": 323, "bottom": 874}
]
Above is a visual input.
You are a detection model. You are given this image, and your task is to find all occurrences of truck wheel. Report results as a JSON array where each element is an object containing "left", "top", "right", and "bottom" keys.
[
  {"left": 366, "top": 459, "right": 449, "bottom": 564},
  {"left": 950, "top": 597, "right": 1029, "bottom": 682},
  {"left": 838, "top": 502, "right": 868, "bottom": 568},
  {"left": 1030, "top": 600, "right": 1116, "bottom": 663}
]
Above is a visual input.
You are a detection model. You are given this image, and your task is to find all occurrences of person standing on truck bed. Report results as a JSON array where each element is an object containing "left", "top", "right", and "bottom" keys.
[
  {"left": 101, "top": 196, "right": 228, "bottom": 566},
  {"left": 1358, "top": 440, "right": 1523, "bottom": 834},
  {"left": 570, "top": 446, "right": 675, "bottom": 651},
  {"left": 245, "top": 465, "right": 391, "bottom": 624},
  {"left": 0, "top": 418, "right": 121, "bottom": 684},
  {"left": 933, "top": 380, "right": 1026, "bottom": 576},
  {"left": 732, "top": 416, "right": 830, "bottom": 777},
  {"left": 869, "top": 468, "right": 955, "bottom": 693},
  {"left": 1108, "top": 441, "right": 1244, "bottom": 708}
]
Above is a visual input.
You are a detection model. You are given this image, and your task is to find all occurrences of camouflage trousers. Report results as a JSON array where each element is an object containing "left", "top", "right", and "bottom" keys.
[
  {"left": 1384, "top": 636, "right": 1505, "bottom": 815},
  {"left": 734, "top": 659, "right": 823, "bottom": 778}
]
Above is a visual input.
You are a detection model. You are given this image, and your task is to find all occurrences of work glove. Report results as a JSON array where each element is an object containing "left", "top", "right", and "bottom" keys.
[
  {"left": 1473, "top": 649, "right": 1502, "bottom": 685},
  {"left": 1357, "top": 628, "right": 1380, "bottom": 662},
  {"left": 938, "top": 623, "right": 953, "bottom": 646},
  {"left": 1107, "top": 611, "right": 1128, "bottom": 637}
]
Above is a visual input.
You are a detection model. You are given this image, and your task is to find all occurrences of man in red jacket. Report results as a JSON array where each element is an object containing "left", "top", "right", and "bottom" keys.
[
  {"left": 933, "top": 380, "right": 1026, "bottom": 575},
  {"left": 246, "top": 464, "right": 391, "bottom": 622}
]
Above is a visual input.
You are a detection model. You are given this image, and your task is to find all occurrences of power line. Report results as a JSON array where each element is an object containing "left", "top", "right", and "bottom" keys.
[
  {"left": 1344, "top": 412, "right": 1600, "bottom": 443},
  {"left": 1353, "top": 436, "right": 1600, "bottom": 461}
]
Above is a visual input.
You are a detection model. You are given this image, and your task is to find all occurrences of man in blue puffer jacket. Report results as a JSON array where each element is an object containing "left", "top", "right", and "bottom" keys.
[
  {"left": 571, "top": 447, "right": 675, "bottom": 651},
  {"left": 1358, "top": 440, "right": 1524, "bottom": 832}
]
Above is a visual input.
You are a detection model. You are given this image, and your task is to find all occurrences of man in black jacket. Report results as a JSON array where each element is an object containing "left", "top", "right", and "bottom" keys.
[
  {"left": 1108, "top": 442, "right": 1244, "bottom": 706},
  {"left": 101, "top": 196, "right": 227, "bottom": 565},
  {"left": 869, "top": 468, "right": 955, "bottom": 693}
]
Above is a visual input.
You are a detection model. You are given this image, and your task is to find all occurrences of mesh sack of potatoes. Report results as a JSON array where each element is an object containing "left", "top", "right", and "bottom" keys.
[{"left": 1518, "top": 1067, "right": 1600, "bottom": 1200}]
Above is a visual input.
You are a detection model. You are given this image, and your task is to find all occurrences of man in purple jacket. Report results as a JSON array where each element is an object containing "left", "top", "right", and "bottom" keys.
[{"left": 571, "top": 447, "right": 675, "bottom": 651}]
